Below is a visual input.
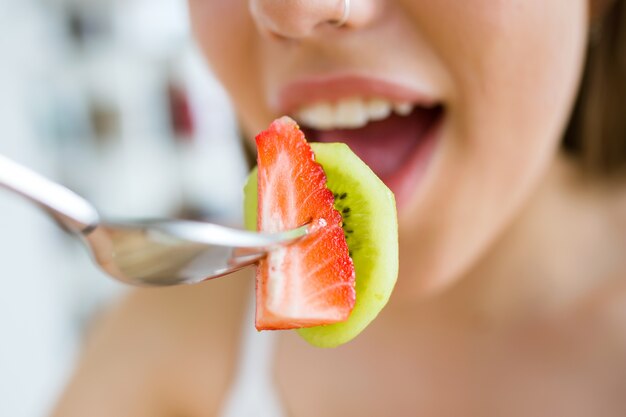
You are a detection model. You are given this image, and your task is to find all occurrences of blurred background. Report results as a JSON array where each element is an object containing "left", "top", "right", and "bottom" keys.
[{"left": 0, "top": 0, "right": 247, "bottom": 415}]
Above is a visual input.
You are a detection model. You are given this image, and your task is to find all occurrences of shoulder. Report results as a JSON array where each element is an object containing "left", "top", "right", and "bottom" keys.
[{"left": 53, "top": 270, "right": 253, "bottom": 417}]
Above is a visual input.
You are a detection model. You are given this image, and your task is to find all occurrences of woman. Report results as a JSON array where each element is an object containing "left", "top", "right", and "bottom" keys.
[{"left": 54, "top": 1, "right": 626, "bottom": 416}]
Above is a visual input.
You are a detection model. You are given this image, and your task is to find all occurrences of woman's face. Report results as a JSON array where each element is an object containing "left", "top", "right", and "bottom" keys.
[{"left": 189, "top": 0, "right": 588, "bottom": 294}]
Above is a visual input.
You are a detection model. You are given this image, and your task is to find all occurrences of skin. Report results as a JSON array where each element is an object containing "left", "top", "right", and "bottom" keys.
[
  {"left": 54, "top": 1, "right": 626, "bottom": 416},
  {"left": 191, "top": 0, "right": 589, "bottom": 295}
]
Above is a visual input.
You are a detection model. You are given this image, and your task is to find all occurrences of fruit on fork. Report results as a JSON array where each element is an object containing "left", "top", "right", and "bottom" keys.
[{"left": 245, "top": 116, "right": 398, "bottom": 347}]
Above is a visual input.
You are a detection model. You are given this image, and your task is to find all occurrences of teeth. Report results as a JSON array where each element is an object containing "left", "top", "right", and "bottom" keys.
[
  {"left": 394, "top": 101, "right": 414, "bottom": 116},
  {"left": 367, "top": 98, "right": 392, "bottom": 121},
  {"left": 335, "top": 98, "right": 368, "bottom": 129},
  {"left": 296, "top": 102, "right": 335, "bottom": 130},
  {"left": 296, "top": 97, "right": 415, "bottom": 130}
]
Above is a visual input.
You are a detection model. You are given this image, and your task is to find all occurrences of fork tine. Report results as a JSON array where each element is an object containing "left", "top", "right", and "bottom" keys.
[{"left": 120, "top": 220, "right": 310, "bottom": 251}]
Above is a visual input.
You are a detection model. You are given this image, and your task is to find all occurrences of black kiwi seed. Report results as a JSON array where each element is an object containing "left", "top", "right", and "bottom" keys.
[{"left": 332, "top": 190, "right": 355, "bottom": 242}]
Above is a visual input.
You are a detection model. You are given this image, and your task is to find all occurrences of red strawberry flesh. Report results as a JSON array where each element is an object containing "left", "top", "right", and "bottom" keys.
[{"left": 255, "top": 116, "right": 356, "bottom": 330}]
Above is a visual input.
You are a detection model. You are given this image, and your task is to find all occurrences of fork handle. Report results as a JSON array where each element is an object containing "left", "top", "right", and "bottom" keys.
[{"left": 0, "top": 154, "right": 100, "bottom": 233}]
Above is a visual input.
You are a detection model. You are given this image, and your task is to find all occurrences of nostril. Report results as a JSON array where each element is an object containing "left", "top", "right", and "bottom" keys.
[
  {"left": 328, "top": 0, "right": 350, "bottom": 27},
  {"left": 250, "top": 0, "right": 349, "bottom": 40}
]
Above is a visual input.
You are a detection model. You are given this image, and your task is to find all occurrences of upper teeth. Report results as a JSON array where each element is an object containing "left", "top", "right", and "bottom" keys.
[{"left": 295, "top": 97, "right": 415, "bottom": 130}]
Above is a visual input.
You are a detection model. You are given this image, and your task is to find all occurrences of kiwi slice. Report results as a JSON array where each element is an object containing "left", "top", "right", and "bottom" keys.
[{"left": 243, "top": 142, "right": 398, "bottom": 348}]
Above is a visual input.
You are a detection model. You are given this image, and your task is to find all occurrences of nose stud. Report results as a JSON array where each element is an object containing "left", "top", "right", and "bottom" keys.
[{"left": 331, "top": 0, "right": 350, "bottom": 27}]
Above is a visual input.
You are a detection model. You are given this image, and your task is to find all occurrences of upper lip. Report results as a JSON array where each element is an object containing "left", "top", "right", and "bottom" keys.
[{"left": 273, "top": 74, "right": 439, "bottom": 115}]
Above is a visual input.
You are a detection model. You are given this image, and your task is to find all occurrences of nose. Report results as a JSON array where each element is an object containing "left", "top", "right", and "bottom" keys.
[{"left": 250, "top": 0, "right": 373, "bottom": 39}]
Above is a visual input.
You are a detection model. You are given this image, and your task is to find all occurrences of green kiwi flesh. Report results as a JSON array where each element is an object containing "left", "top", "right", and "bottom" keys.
[{"left": 243, "top": 142, "right": 398, "bottom": 348}]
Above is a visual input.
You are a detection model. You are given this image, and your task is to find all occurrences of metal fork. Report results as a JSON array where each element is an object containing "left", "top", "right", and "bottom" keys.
[{"left": 0, "top": 154, "right": 307, "bottom": 286}]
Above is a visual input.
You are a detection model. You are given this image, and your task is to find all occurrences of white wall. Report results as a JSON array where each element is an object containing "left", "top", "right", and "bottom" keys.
[{"left": 0, "top": 1, "right": 246, "bottom": 415}]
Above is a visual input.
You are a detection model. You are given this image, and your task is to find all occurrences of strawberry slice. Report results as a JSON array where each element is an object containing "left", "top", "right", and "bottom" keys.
[{"left": 255, "top": 116, "right": 356, "bottom": 330}]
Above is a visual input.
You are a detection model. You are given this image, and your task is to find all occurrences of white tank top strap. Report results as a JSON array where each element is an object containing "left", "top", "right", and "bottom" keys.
[{"left": 219, "top": 291, "right": 286, "bottom": 417}]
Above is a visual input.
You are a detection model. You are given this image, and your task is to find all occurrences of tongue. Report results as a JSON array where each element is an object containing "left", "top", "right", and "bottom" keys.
[{"left": 304, "top": 107, "right": 440, "bottom": 180}]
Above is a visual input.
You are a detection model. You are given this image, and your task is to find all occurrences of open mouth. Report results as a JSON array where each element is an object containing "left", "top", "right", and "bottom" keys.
[{"left": 289, "top": 95, "right": 444, "bottom": 205}]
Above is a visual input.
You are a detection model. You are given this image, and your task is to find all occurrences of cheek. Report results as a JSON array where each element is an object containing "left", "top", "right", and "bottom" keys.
[
  {"left": 417, "top": 0, "right": 588, "bottom": 153},
  {"left": 400, "top": 0, "right": 588, "bottom": 293},
  {"left": 188, "top": 0, "right": 269, "bottom": 136}
]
